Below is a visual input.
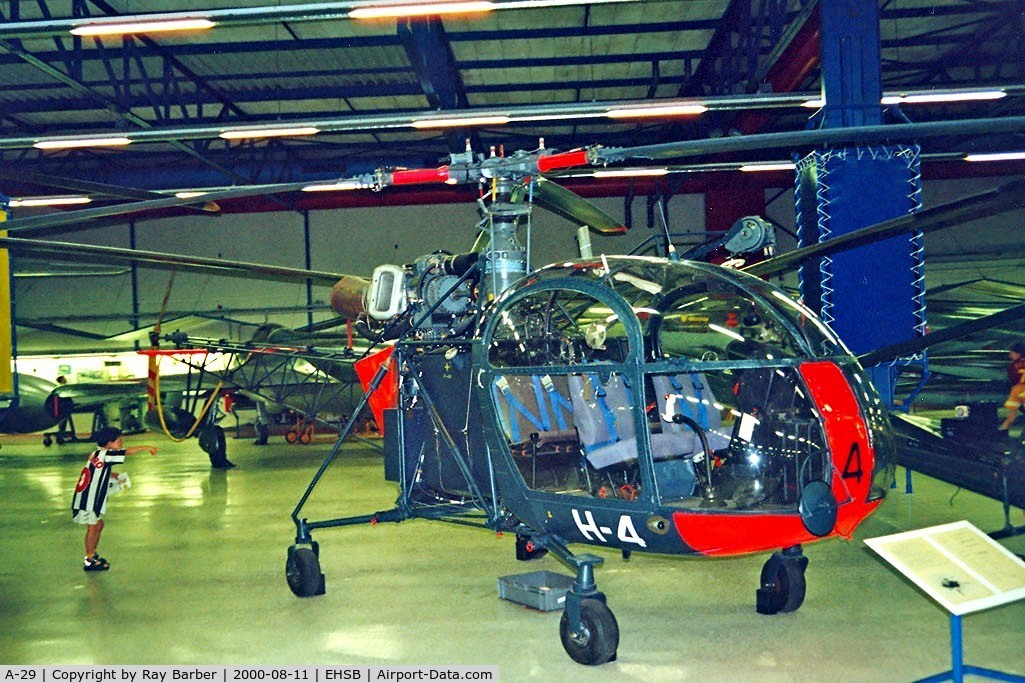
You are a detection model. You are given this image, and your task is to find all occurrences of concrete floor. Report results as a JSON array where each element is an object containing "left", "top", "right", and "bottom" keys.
[{"left": 1, "top": 430, "right": 1023, "bottom": 681}]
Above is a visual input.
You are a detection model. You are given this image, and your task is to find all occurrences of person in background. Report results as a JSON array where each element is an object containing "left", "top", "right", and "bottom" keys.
[
  {"left": 70, "top": 426, "right": 158, "bottom": 571},
  {"left": 999, "top": 341, "right": 1025, "bottom": 431}
]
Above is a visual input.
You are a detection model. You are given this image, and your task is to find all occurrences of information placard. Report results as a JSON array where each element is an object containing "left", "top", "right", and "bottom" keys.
[{"left": 864, "top": 520, "right": 1025, "bottom": 615}]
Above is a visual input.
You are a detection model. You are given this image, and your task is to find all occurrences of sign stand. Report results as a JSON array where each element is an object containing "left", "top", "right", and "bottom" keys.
[
  {"left": 865, "top": 521, "right": 1025, "bottom": 683},
  {"left": 914, "top": 613, "right": 1025, "bottom": 683}
]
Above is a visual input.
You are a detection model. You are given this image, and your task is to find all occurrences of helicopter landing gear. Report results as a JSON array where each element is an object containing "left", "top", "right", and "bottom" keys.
[
  {"left": 561, "top": 596, "right": 619, "bottom": 666},
  {"left": 198, "top": 425, "right": 234, "bottom": 469},
  {"left": 286, "top": 543, "right": 325, "bottom": 597},
  {"left": 556, "top": 551, "right": 618, "bottom": 665},
  {"left": 756, "top": 545, "right": 808, "bottom": 615}
]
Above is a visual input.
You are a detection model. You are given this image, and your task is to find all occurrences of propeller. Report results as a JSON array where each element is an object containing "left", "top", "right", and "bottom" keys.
[
  {"left": 595, "top": 115, "right": 1025, "bottom": 163},
  {"left": 0, "top": 169, "right": 220, "bottom": 214},
  {"left": 1, "top": 180, "right": 312, "bottom": 233},
  {"left": 858, "top": 302, "right": 1025, "bottom": 367},
  {"left": 742, "top": 176, "right": 1025, "bottom": 279},
  {"left": 528, "top": 177, "right": 626, "bottom": 235},
  {"left": 0, "top": 236, "right": 346, "bottom": 285}
]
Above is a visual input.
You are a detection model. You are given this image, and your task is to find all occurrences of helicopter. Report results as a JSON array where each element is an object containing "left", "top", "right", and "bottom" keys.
[
  {"left": 282, "top": 144, "right": 898, "bottom": 666},
  {"left": 2, "top": 125, "right": 1017, "bottom": 666}
]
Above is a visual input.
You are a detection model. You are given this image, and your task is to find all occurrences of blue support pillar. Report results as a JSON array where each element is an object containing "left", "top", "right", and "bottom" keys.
[{"left": 796, "top": 0, "right": 925, "bottom": 408}]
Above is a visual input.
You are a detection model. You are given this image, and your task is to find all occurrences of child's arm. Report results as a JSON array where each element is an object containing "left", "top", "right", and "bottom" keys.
[{"left": 124, "top": 445, "right": 158, "bottom": 456}]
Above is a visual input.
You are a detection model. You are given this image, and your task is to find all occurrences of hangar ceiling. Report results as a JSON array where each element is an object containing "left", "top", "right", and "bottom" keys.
[
  {"left": 0, "top": 0, "right": 1021, "bottom": 204},
  {"left": 1, "top": 0, "right": 1024, "bottom": 368}
]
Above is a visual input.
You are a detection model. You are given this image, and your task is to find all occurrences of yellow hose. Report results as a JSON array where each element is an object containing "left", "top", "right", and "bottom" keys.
[{"left": 151, "top": 354, "right": 223, "bottom": 442}]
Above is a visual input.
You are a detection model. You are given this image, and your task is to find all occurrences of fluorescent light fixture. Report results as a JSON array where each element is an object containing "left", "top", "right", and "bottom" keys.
[
  {"left": 807, "top": 90, "right": 1007, "bottom": 108},
  {"left": 502, "top": 0, "right": 640, "bottom": 6},
  {"left": 349, "top": 2, "right": 495, "bottom": 19},
  {"left": 174, "top": 191, "right": 208, "bottom": 199},
  {"left": 607, "top": 103, "right": 708, "bottom": 118},
  {"left": 8, "top": 195, "right": 92, "bottom": 207},
  {"left": 219, "top": 126, "right": 320, "bottom": 140},
  {"left": 70, "top": 18, "right": 215, "bottom": 36},
  {"left": 34, "top": 137, "right": 132, "bottom": 149},
  {"left": 592, "top": 168, "right": 669, "bottom": 178},
  {"left": 891, "top": 90, "right": 1006, "bottom": 105},
  {"left": 964, "top": 151, "right": 1025, "bottom": 162},
  {"left": 410, "top": 115, "right": 510, "bottom": 129},
  {"left": 739, "top": 162, "right": 795, "bottom": 172},
  {"left": 301, "top": 181, "right": 363, "bottom": 192}
]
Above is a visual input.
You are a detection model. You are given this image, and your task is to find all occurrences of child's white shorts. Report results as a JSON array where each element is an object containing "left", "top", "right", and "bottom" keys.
[{"left": 73, "top": 510, "right": 101, "bottom": 525}]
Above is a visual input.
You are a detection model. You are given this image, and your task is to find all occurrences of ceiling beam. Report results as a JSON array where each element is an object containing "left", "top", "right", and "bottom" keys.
[{"left": 397, "top": 16, "right": 472, "bottom": 153}]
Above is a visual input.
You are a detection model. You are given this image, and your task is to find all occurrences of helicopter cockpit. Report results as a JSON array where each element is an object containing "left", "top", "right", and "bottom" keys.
[{"left": 481, "top": 256, "right": 894, "bottom": 514}]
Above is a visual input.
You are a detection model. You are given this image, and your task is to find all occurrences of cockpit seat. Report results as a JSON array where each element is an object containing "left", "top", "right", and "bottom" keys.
[
  {"left": 569, "top": 373, "right": 640, "bottom": 469},
  {"left": 492, "top": 374, "right": 579, "bottom": 458},
  {"left": 650, "top": 373, "right": 731, "bottom": 458}
]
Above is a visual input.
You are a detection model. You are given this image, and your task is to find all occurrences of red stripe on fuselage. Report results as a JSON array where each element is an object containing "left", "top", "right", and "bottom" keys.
[{"left": 673, "top": 361, "right": 879, "bottom": 556}]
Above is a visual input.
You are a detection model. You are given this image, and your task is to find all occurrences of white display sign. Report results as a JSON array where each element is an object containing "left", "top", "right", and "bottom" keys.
[{"left": 865, "top": 520, "right": 1025, "bottom": 616}]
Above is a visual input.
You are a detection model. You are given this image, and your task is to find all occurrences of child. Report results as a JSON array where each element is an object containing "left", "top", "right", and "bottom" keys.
[
  {"left": 71, "top": 426, "right": 158, "bottom": 571},
  {"left": 999, "top": 341, "right": 1025, "bottom": 431}
]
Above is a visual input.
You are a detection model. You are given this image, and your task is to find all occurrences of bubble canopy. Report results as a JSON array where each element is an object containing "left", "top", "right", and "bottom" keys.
[
  {"left": 479, "top": 256, "right": 893, "bottom": 518},
  {"left": 482, "top": 256, "right": 848, "bottom": 368}
]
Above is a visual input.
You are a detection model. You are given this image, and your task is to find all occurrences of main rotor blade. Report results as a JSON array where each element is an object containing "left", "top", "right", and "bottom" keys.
[
  {"left": 531, "top": 178, "right": 627, "bottom": 235},
  {"left": 597, "top": 115, "right": 1025, "bottom": 163},
  {"left": 0, "top": 169, "right": 220, "bottom": 213},
  {"left": 0, "top": 236, "right": 346, "bottom": 285},
  {"left": 858, "top": 302, "right": 1025, "bottom": 367},
  {"left": 743, "top": 176, "right": 1025, "bottom": 279},
  {"left": 1, "top": 181, "right": 312, "bottom": 233}
]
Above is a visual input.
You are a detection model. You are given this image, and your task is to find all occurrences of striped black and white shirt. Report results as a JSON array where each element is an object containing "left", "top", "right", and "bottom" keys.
[{"left": 71, "top": 448, "right": 127, "bottom": 516}]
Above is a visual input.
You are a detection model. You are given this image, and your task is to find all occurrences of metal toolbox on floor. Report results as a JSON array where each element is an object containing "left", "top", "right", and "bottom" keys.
[{"left": 497, "top": 570, "right": 575, "bottom": 611}]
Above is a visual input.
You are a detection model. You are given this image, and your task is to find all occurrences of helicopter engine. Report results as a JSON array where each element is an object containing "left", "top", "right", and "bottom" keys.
[
  {"left": 347, "top": 174, "right": 534, "bottom": 342},
  {"left": 363, "top": 251, "right": 479, "bottom": 340}
]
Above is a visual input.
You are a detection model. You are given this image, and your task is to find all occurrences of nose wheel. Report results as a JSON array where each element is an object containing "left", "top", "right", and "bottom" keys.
[{"left": 756, "top": 546, "right": 808, "bottom": 615}]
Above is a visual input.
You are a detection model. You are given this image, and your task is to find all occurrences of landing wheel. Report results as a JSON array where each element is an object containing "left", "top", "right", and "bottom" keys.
[
  {"left": 286, "top": 546, "right": 325, "bottom": 597},
  {"left": 199, "top": 425, "right": 232, "bottom": 468},
  {"left": 559, "top": 598, "right": 619, "bottom": 666},
  {"left": 756, "top": 549, "right": 808, "bottom": 615},
  {"left": 286, "top": 430, "right": 299, "bottom": 444},
  {"left": 255, "top": 424, "right": 269, "bottom": 445},
  {"left": 43, "top": 435, "right": 52, "bottom": 447}
]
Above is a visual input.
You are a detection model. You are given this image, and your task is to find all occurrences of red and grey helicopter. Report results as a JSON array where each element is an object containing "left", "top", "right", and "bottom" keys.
[
  {"left": 4, "top": 119, "right": 1020, "bottom": 665},
  {"left": 282, "top": 143, "right": 898, "bottom": 665}
]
